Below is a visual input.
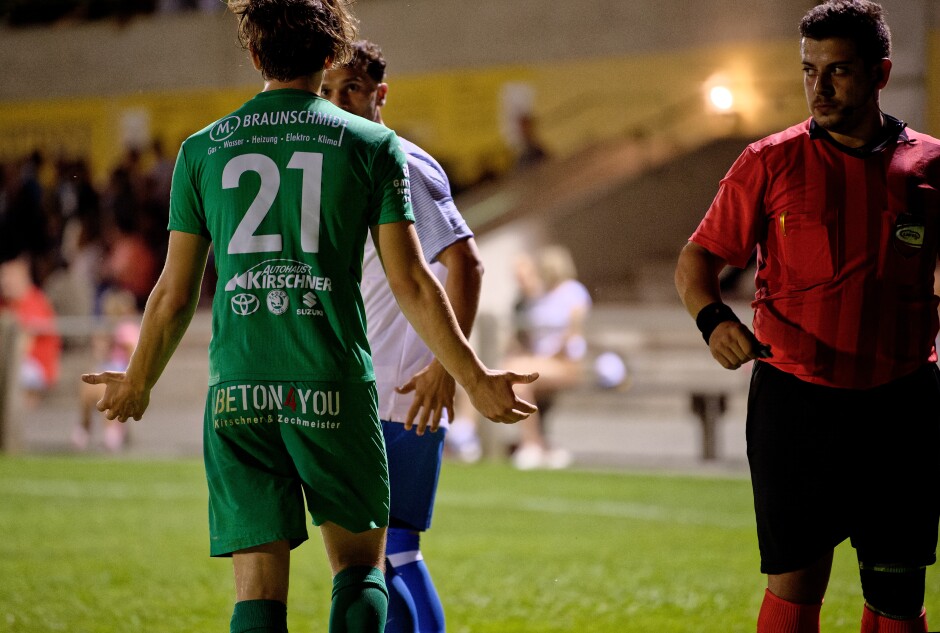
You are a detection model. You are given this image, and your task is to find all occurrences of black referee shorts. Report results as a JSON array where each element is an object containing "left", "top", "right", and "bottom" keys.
[{"left": 746, "top": 361, "right": 940, "bottom": 575}]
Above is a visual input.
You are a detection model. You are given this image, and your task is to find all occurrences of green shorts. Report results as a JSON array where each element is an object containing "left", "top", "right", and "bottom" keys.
[{"left": 203, "top": 379, "right": 389, "bottom": 557}]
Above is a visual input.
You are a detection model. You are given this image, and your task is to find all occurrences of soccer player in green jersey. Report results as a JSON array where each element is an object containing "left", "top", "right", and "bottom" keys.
[{"left": 81, "top": 2, "right": 538, "bottom": 632}]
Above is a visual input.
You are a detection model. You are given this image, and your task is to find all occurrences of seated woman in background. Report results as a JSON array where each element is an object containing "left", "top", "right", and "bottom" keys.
[{"left": 505, "top": 245, "right": 592, "bottom": 470}]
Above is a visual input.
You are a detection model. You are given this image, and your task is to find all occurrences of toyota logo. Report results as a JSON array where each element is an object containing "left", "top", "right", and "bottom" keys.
[{"left": 231, "top": 293, "right": 260, "bottom": 315}]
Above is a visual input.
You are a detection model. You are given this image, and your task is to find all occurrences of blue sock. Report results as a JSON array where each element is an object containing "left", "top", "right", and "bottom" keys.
[
  {"left": 385, "top": 569, "right": 418, "bottom": 633},
  {"left": 384, "top": 528, "right": 444, "bottom": 633}
]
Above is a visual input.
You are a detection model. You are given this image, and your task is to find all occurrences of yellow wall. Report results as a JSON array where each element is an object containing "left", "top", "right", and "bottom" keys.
[
  {"left": 0, "top": 88, "right": 255, "bottom": 186},
  {"left": 929, "top": 29, "right": 940, "bottom": 137},
  {"left": 0, "top": 38, "right": 865, "bottom": 189},
  {"left": 382, "top": 39, "right": 807, "bottom": 185}
]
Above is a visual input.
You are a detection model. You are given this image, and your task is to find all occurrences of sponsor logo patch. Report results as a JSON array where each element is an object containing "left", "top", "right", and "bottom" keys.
[
  {"left": 893, "top": 212, "right": 925, "bottom": 258},
  {"left": 895, "top": 224, "right": 924, "bottom": 248},
  {"left": 225, "top": 259, "right": 330, "bottom": 318},
  {"left": 210, "top": 116, "right": 241, "bottom": 142},
  {"left": 231, "top": 293, "right": 259, "bottom": 316},
  {"left": 267, "top": 290, "right": 289, "bottom": 315}
]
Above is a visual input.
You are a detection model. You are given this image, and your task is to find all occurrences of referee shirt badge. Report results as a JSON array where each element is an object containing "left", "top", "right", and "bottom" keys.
[{"left": 893, "top": 212, "right": 924, "bottom": 256}]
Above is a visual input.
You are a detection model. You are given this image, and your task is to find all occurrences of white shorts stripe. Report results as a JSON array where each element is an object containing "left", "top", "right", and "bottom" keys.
[{"left": 387, "top": 549, "right": 424, "bottom": 568}]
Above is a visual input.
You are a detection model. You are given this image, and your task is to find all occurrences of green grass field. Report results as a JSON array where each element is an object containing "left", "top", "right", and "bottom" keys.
[{"left": 0, "top": 456, "right": 937, "bottom": 632}]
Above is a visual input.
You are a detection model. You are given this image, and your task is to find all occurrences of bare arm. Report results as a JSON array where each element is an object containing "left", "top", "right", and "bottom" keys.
[
  {"left": 557, "top": 299, "right": 589, "bottom": 360},
  {"left": 675, "top": 241, "right": 765, "bottom": 369},
  {"left": 436, "top": 237, "right": 484, "bottom": 336},
  {"left": 82, "top": 231, "right": 210, "bottom": 421},
  {"left": 372, "top": 221, "right": 536, "bottom": 423},
  {"left": 675, "top": 241, "right": 727, "bottom": 318},
  {"left": 397, "top": 237, "right": 484, "bottom": 434}
]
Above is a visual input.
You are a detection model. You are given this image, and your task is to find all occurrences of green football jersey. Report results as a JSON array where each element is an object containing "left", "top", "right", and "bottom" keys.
[{"left": 169, "top": 89, "right": 414, "bottom": 385}]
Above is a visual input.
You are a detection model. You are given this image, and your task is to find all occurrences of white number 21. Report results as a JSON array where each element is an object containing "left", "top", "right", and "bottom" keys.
[{"left": 223, "top": 151, "right": 323, "bottom": 254}]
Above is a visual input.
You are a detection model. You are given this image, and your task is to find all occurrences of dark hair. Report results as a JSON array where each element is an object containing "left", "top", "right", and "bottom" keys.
[
  {"left": 799, "top": 0, "right": 891, "bottom": 62},
  {"left": 228, "top": 0, "right": 359, "bottom": 82},
  {"left": 343, "top": 39, "right": 387, "bottom": 83}
]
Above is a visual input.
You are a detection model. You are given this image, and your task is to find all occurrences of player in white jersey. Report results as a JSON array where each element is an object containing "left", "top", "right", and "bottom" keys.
[
  {"left": 82, "top": 4, "right": 538, "bottom": 633},
  {"left": 322, "top": 40, "right": 483, "bottom": 633}
]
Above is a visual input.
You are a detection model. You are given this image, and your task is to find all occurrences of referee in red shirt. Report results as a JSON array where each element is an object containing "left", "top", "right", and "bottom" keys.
[{"left": 675, "top": 2, "right": 940, "bottom": 632}]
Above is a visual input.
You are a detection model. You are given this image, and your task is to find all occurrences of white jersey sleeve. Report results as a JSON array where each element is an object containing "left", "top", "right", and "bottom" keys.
[{"left": 361, "top": 137, "right": 474, "bottom": 424}]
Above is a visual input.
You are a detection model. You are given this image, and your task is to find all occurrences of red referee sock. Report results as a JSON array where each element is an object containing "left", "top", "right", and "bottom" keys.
[
  {"left": 757, "top": 588, "right": 822, "bottom": 633},
  {"left": 860, "top": 604, "right": 928, "bottom": 633}
]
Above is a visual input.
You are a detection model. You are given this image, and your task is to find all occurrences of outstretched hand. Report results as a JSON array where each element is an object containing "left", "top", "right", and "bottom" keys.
[
  {"left": 465, "top": 370, "right": 539, "bottom": 424},
  {"left": 396, "top": 360, "right": 455, "bottom": 435},
  {"left": 80, "top": 371, "right": 151, "bottom": 423}
]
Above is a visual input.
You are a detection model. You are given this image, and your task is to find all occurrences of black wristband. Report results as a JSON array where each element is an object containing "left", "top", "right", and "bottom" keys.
[{"left": 695, "top": 302, "right": 740, "bottom": 345}]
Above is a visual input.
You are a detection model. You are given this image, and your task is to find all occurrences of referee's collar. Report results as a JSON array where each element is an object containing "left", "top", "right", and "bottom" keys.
[{"left": 809, "top": 113, "right": 910, "bottom": 157}]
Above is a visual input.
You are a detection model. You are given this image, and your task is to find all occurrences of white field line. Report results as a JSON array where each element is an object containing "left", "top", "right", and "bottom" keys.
[
  {"left": 1, "top": 479, "right": 751, "bottom": 529},
  {"left": 0, "top": 478, "right": 202, "bottom": 501},
  {"left": 436, "top": 491, "right": 752, "bottom": 529}
]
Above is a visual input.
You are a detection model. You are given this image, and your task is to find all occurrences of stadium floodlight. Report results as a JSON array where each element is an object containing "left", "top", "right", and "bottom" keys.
[{"left": 708, "top": 85, "right": 735, "bottom": 112}]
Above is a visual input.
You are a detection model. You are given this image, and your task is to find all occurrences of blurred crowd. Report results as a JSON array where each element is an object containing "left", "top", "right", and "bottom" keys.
[
  {"left": 0, "top": 144, "right": 172, "bottom": 319},
  {"left": 0, "top": 0, "right": 223, "bottom": 28},
  {"left": 0, "top": 143, "right": 172, "bottom": 442}
]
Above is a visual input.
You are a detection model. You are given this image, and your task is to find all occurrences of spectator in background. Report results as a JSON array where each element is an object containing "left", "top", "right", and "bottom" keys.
[
  {"left": 139, "top": 141, "right": 174, "bottom": 264},
  {"left": 56, "top": 159, "right": 101, "bottom": 253},
  {"left": 101, "top": 211, "right": 159, "bottom": 311},
  {"left": 157, "top": 0, "right": 225, "bottom": 12},
  {"left": 146, "top": 139, "right": 174, "bottom": 202},
  {"left": 104, "top": 149, "right": 145, "bottom": 224},
  {"left": 514, "top": 113, "right": 549, "bottom": 171},
  {"left": 0, "top": 154, "right": 55, "bottom": 283},
  {"left": 73, "top": 288, "right": 140, "bottom": 452},
  {"left": 100, "top": 159, "right": 159, "bottom": 310},
  {"left": 45, "top": 158, "right": 105, "bottom": 326},
  {"left": 510, "top": 249, "right": 546, "bottom": 351},
  {"left": 4, "top": 1, "right": 157, "bottom": 26},
  {"left": 504, "top": 245, "right": 591, "bottom": 469},
  {"left": 0, "top": 254, "right": 62, "bottom": 409}
]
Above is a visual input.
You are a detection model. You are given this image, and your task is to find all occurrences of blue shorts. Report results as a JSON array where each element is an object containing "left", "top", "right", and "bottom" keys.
[{"left": 382, "top": 421, "right": 447, "bottom": 532}]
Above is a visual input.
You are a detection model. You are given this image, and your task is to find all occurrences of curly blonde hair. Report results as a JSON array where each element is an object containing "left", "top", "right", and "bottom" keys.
[
  {"left": 228, "top": 0, "right": 359, "bottom": 81},
  {"left": 536, "top": 245, "right": 578, "bottom": 289}
]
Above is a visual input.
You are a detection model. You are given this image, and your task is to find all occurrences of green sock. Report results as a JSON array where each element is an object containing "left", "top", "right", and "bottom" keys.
[
  {"left": 230, "top": 599, "right": 288, "bottom": 633},
  {"left": 329, "top": 566, "right": 388, "bottom": 633}
]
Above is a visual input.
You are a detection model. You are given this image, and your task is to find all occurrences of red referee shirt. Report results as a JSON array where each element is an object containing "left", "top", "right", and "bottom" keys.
[{"left": 691, "top": 116, "right": 940, "bottom": 389}]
